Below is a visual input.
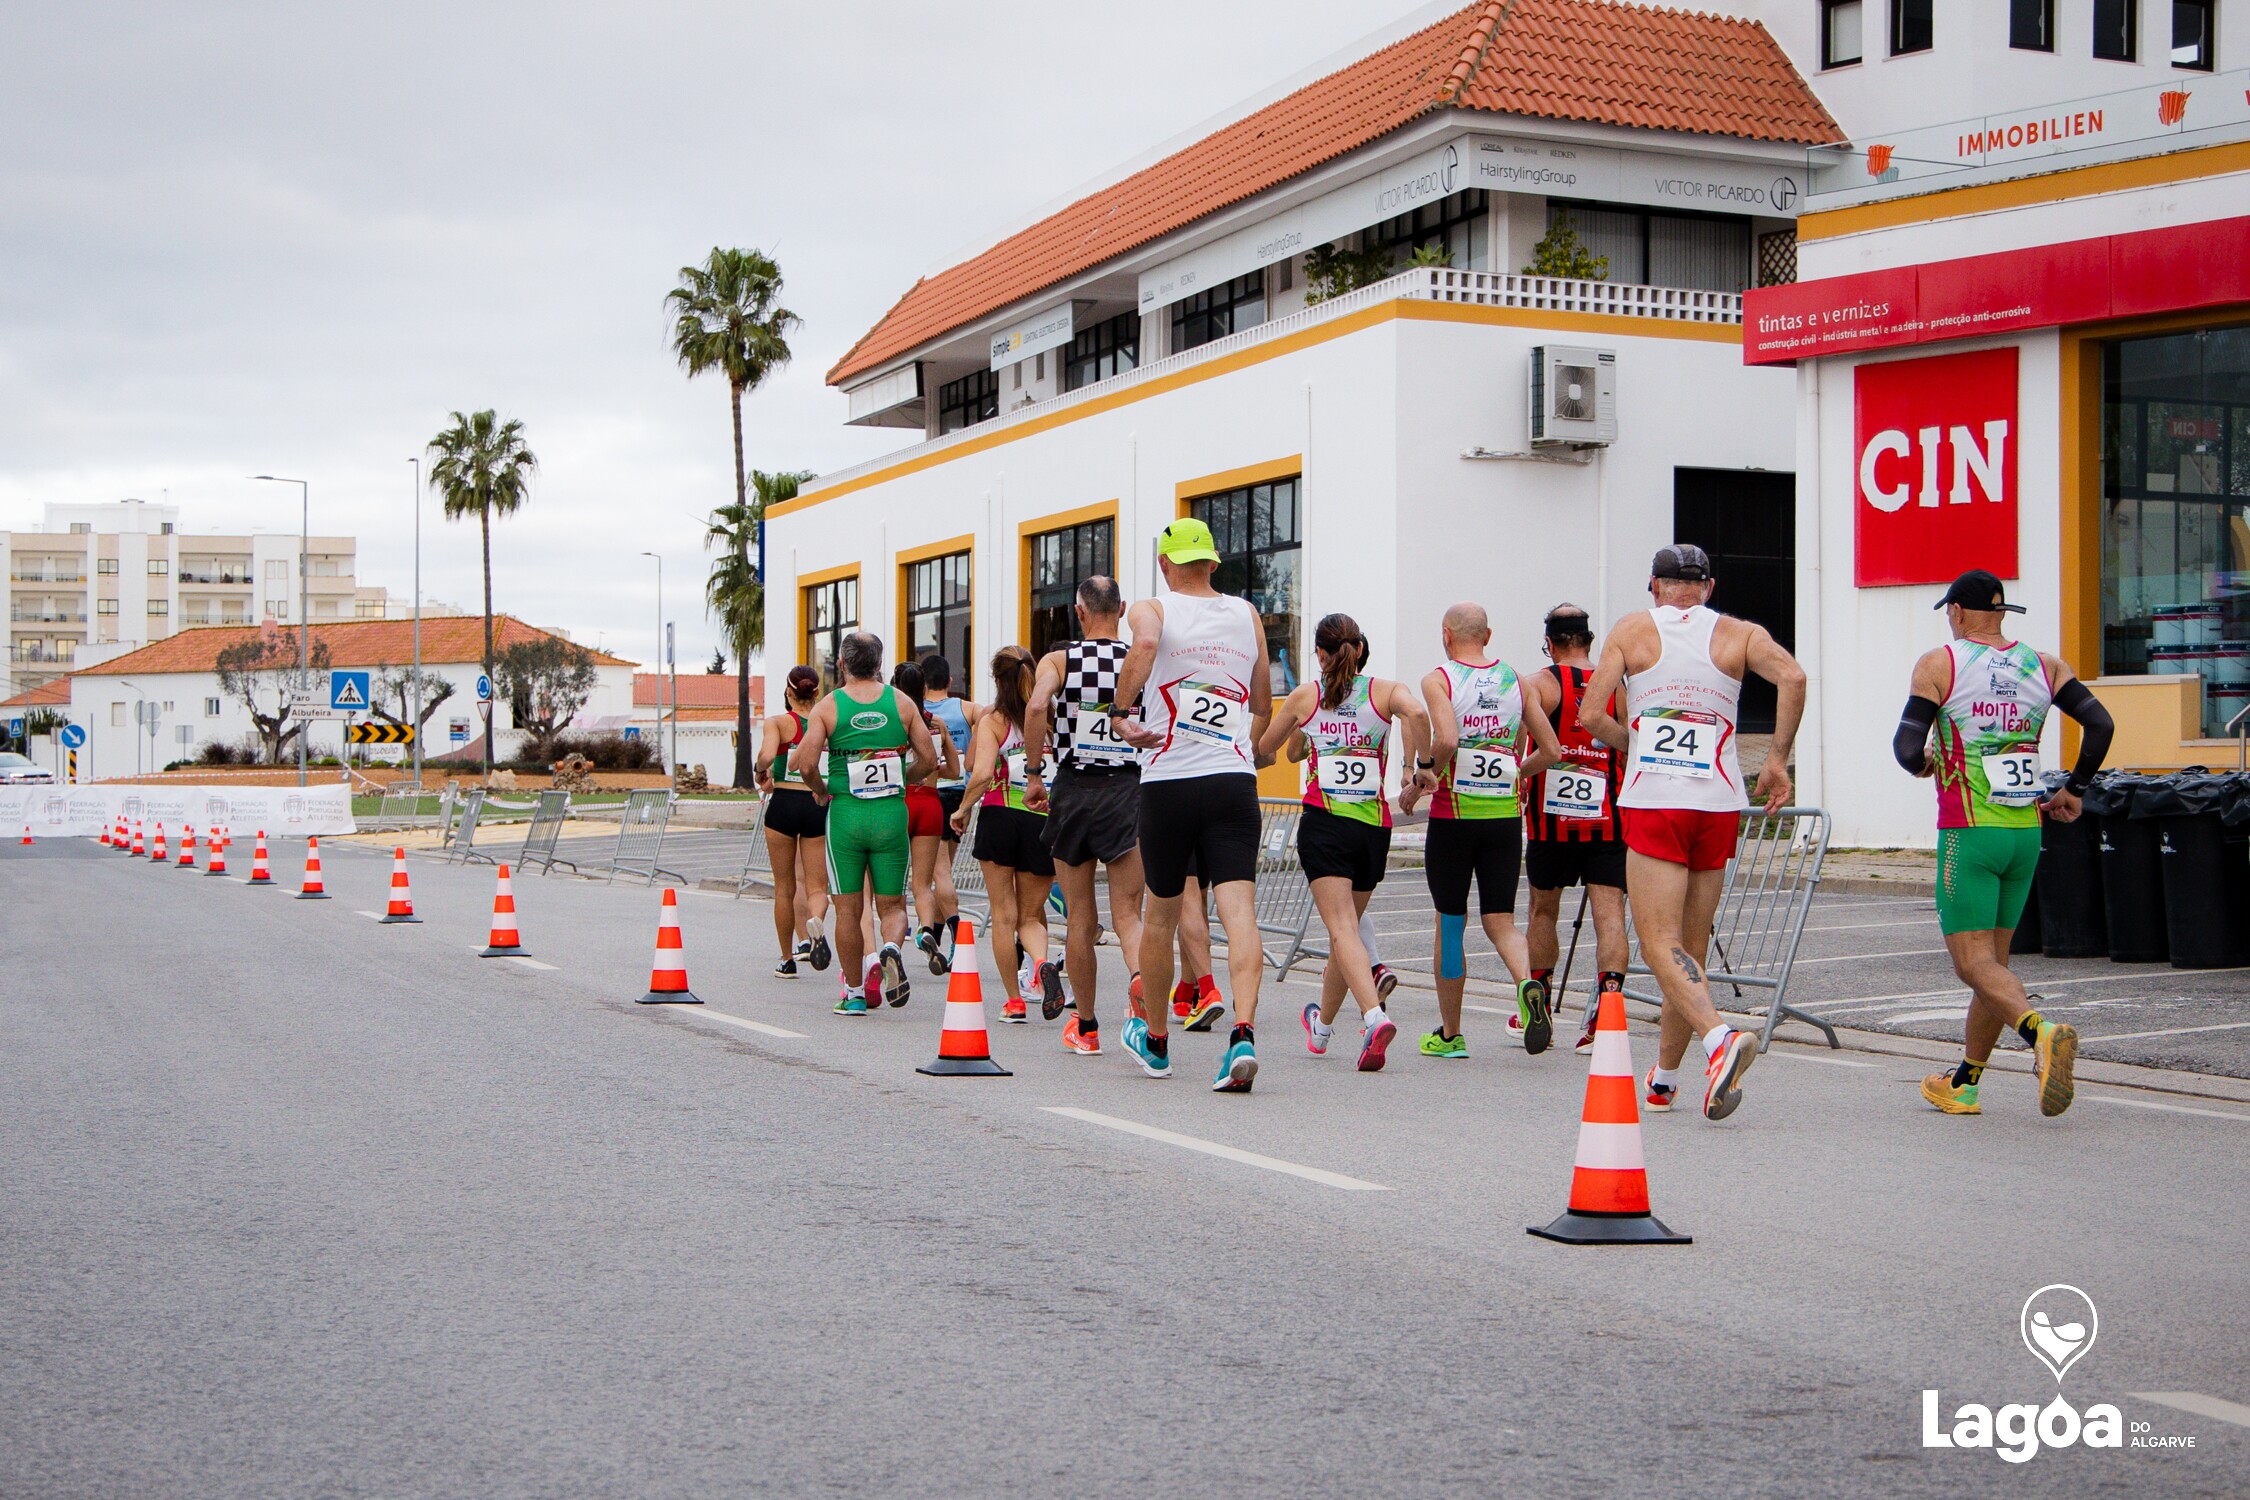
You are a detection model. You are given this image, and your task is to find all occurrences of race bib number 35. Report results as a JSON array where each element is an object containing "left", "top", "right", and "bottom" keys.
[
  {"left": 1541, "top": 765, "right": 1607, "bottom": 820},
  {"left": 1316, "top": 749, "right": 1380, "bottom": 801},
  {"left": 1982, "top": 750, "right": 2042, "bottom": 806},
  {"left": 1632, "top": 710, "right": 1719, "bottom": 780},
  {"left": 1072, "top": 703, "right": 1134, "bottom": 763},
  {"left": 1454, "top": 745, "right": 1516, "bottom": 798},
  {"left": 848, "top": 750, "right": 904, "bottom": 799},
  {"left": 1176, "top": 681, "right": 1248, "bottom": 748}
]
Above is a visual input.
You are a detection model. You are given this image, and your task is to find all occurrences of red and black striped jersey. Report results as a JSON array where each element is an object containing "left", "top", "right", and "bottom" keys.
[{"left": 1524, "top": 663, "right": 1625, "bottom": 843}]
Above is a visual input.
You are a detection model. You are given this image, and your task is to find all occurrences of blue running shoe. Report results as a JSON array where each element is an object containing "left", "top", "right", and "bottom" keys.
[
  {"left": 1122, "top": 1017, "right": 1171, "bottom": 1079},
  {"left": 832, "top": 994, "right": 867, "bottom": 1017},
  {"left": 1211, "top": 1038, "right": 1258, "bottom": 1092},
  {"left": 1046, "top": 885, "right": 1067, "bottom": 919}
]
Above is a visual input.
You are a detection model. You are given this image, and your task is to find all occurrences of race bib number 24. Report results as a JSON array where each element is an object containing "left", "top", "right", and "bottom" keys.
[{"left": 1632, "top": 709, "right": 1719, "bottom": 780}]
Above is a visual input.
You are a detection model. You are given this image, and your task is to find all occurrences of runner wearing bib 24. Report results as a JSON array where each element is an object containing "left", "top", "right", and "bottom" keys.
[
  {"left": 1257, "top": 612, "right": 1431, "bottom": 1072},
  {"left": 1896, "top": 569, "right": 2114, "bottom": 1121},
  {"left": 1406, "top": 601, "right": 1563, "bottom": 1061}
]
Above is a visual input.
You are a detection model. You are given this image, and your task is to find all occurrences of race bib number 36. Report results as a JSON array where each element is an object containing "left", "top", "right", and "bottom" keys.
[
  {"left": 1982, "top": 750, "right": 2041, "bottom": 806},
  {"left": 1072, "top": 703, "right": 1134, "bottom": 763},
  {"left": 1176, "top": 681, "right": 1248, "bottom": 748},
  {"left": 1632, "top": 710, "right": 1719, "bottom": 780},
  {"left": 1316, "top": 749, "right": 1380, "bottom": 800},
  {"left": 1541, "top": 765, "right": 1607, "bottom": 820},
  {"left": 848, "top": 750, "right": 904, "bottom": 799},
  {"left": 1454, "top": 745, "right": 1516, "bottom": 799}
]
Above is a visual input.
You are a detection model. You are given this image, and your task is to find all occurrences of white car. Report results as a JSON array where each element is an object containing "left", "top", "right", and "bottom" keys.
[{"left": 0, "top": 751, "right": 55, "bottom": 785}]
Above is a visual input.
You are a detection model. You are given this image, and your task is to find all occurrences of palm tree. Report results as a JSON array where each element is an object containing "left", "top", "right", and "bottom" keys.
[
  {"left": 426, "top": 409, "right": 537, "bottom": 776},
  {"left": 705, "top": 468, "right": 810, "bottom": 788}
]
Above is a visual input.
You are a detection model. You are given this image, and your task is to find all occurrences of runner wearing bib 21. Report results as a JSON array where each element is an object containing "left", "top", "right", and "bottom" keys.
[
  {"left": 1894, "top": 568, "right": 2115, "bottom": 1121},
  {"left": 1258, "top": 612, "right": 1433, "bottom": 1072}
]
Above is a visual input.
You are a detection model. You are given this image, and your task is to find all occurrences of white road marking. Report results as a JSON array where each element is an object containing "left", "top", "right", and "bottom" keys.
[
  {"left": 355, "top": 910, "right": 381, "bottom": 920},
  {"left": 1763, "top": 1052, "right": 1877, "bottom": 1068},
  {"left": 2080, "top": 1021, "right": 2250, "bottom": 1045},
  {"left": 1808, "top": 965, "right": 2250, "bottom": 1012},
  {"left": 685, "top": 1008, "right": 807, "bottom": 1040},
  {"left": 507, "top": 956, "right": 558, "bottom": 971},
  {"left": 1797, "top": 917, "right": 1933, "bottom": 934},
  {"left": 1789, "top": 947, "right": 1952, "bottom": 966},
  {"left": 1875, "top": 1008, "right": 1971, "bottom": 1025},
  {"left": 2129, "top": 1391, "right": 2250, "bottom": 1427},
  {"left": 1041, "top": 1107, "right": 1388, "bottom": 1191},
  {"left": 2088, "top": 1097, "right": 2250, "bottom": 1123},
  {"left": 1463, "top": 1003, "right": 1518, "bottom": 1018}
]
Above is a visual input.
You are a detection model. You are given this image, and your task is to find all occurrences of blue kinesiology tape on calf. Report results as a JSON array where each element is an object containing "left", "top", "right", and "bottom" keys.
[{"left": 1438, "top": 912, "right": 1467, "bottom": 980}]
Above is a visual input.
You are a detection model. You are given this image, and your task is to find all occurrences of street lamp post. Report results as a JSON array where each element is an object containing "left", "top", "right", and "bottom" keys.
[
  {"left": 641, "top": 551, "right": 667, "bottom": 789},
  {"left": 250, "top": 474, "right": 310, "bottom": 787},
  {"left": 409, "top": 457, "right": 423, "bottom": 791}
]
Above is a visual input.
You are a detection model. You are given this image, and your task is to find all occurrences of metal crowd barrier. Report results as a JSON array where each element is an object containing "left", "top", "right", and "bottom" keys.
[
  {"left": 1252, "top": 797, "right": 1325, "bottom": 979},
  {"left": 447, "top": 789, "right": 497, "bottom": 865},
  {"left": 369, "top": 788, "right": 418, "bottom": 832},
  {"left": 517, "top": 791, "right": 575, "bottom": 875},
  {"left": 608, "top": 788, "right": 681, "bottom": 886},
  {"left": 947, "top": 802, "right": 989, "bottom": 931},
  {"left": 1623, "top": 805, "right": 1833, "bottom": 1048},
  {"left": 730, "top": 798, "right": 774, "bottom": 896}
]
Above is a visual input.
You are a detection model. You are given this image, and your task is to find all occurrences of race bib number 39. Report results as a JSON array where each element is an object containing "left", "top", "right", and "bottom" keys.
[
  {"left": 1982, "top": 750, "right": 2042, "bottom": 806},
  {"left": 1454, "top": 745, "right": 1516, "bottom": 798},
  {"left": 1176, "top": 681, "right": 1248, "bottom": 748},
  {"left": 1541, "top": 765, "right": 1607, "bottom": 820},
  {"left": 1316, "top": 749, "right": 1381, "bottom": 801},
  {"left": 1632, "top": 710, "right": 1719, "bottom": 780},
  {"left": 848, "top": 750, "right": 904, "bottom": 799},
  {"left": 1072, "top": 703, "right": 1134, "bottom": 763}
]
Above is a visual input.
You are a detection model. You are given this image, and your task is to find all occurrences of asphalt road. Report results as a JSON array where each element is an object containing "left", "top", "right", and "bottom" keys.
[{"left": 4, "top": 837, "right": 2247, "bottom": 1497}]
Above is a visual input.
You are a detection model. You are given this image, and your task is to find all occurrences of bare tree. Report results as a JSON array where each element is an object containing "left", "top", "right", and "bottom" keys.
[{"left": 215, "top": 634, "right": 333, "bottom": 764}]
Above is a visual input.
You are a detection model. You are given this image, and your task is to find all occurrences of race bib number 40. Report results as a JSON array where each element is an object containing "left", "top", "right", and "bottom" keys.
[
  {"left": 1072, "top": 703, "right": 1134, "bottom": 763},
  {"left": 848, "top": 750, "right": 904, "bottom": 799},
  {"left": 1176, "top": 681, "right": 1248, "bottom": 748},
  {"left": 1316, "top": 749, "right": 1381, "bottom": 801},
  {"left": 1454, "top": 745, "right": 1516, "bottom": 799},
  {"left": 1982, "top": 750, "right": 2042, "bottom": 806},
  {"left": 1541, "top": 765, "right": 1607, "bottom": 820},
  {"left": 1632, "top": 709, "right": 1719, "bottom": 780}
]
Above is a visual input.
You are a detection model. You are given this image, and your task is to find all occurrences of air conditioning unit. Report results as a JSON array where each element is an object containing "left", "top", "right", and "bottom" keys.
[{"left": 1529, "top": 345, "right": 1618, "bottom": 446}]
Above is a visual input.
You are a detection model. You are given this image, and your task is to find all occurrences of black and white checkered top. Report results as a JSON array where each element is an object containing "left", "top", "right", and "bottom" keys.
[{"left": 1051, "top": 636, "right": 1139, "bottom": 773}]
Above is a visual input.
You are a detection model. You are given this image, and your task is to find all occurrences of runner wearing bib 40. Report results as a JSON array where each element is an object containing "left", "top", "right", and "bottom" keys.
[
  {"left": 1258, "top": 612, "right": 1432, "bottom": 1073},
  {"left": 1895, "top": 569, "right": 2114, "bottom": 1121},
  {"left": 1581, "top": 545, "right": 1804, "bottom": 1123}
]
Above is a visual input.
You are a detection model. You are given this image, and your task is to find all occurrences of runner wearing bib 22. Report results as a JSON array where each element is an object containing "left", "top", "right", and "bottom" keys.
[
  {"left": 788, "top": 632, "right": 940, "bottom": 1017},
  {"left": 1895, "top": 569, "right": 2114, "bottom": 1120},
  {"left": 1581, "top": 544, "right": 1802, "bottom": 1123}
]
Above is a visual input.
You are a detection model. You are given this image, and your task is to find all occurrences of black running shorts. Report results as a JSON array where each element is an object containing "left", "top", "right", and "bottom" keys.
[
  {"left": 1423, "top": 815, "right": 1522, "bottom": 918},
  {"left": 764, "top": 790, "right": 826, "bottom": 841},
  {"left": 1139, "top": 774, "right": 1261, "bottom": 898},
  {"left": 973, "top": 804, "right": 1055, "bottom": 878},
  {"left": 1297, "top": 807, "right": 1391, "bottom": 892},
  {"left": 1043, "top": 765, "right": 1140, "bottom": 866},
  {"left": 936, "top": 786, "right": 965, "bottom": 842},
  {"left": 1524, "top": 837, "right": 1627, "bottom": 892}
]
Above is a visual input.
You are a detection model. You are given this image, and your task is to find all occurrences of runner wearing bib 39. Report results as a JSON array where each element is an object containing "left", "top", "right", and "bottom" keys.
[
  {"left": 954, "top": 647, "right": 1063, "bottom": 1026},
  {"left": 1112, "top": 517, "right": 1273, "bottom": 1091},
  {"left": 755, "top": 664, "right": 832, "bottom": 978},
  {"left": 1403, "top": 602, "right": 1563, "bottom": 1060},
  {"left": 788, "top": 631, "right": 940, "bottom": 1017},
  {"left": 1258, "top": 612, "right": 1431, "bottom": 1072},
  {"left": 1895, "top": 569, "right": 2114, "bottom": 1120},
  {"left": 1582, "top": 545, "right": 1803, "bottom": 1122}
]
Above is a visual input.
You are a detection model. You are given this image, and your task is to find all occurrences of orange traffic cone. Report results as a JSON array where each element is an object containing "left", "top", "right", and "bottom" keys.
[
  {"left": 477, "top": 864, "right": 527, "bottom": 956},
  {"left": 99, "top": 819, "right": 111, "bottom": 847},
  {"left": 205, "top": 828, "right": 230, "bottom": 877},
  {"left": 177, "top": 825, "right": 197, "bottom": 869},
  {"left": 917, "top": 915, "right": 1011, "bottom": 1077},
  {"left": 296, "top": 836, "right": 330, "bottom": 899},
  {"left": 1528, "top": 990, "right": 1689, "bottom": 1246},
  {"left": 18, "top": 825, "right": 29, "bottom": 845},
  {"left": 151, "top": 824, "right": 167, "bottom": 862},
  {"left": 378, "top": 847, "right": 421, "bottom": 924},
  {"left": 637, "top": 887, "right": 701, "bottom": 1004},
  {"left": 247, "top": 830, "right": 274, "bottom": 886},
  {"left": 130, "top": 819, "right": 145, "bottom": 857}
]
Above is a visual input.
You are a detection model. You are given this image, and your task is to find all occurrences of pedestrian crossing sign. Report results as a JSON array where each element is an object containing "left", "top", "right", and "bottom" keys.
[{"left": 330, "top": 671, "right": 370, "bottom": 711}]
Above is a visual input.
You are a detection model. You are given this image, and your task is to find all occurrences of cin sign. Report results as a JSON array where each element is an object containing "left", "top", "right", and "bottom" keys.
[{"left": 1854, "top": 347, "right": 2018, "bottom": 587}]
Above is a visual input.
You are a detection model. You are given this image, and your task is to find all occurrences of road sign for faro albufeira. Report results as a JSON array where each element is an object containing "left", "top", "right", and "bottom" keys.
[
  {"left": 347, "top": 722, "right": 414, "bottom": 745},
  {"left": 286, "top": 689, "right": 346, "bottom": 721}
]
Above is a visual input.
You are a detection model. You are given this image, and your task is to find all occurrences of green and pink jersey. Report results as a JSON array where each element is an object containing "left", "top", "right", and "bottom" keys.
[{"left": 1933, "top": 639, "right": 2053, "bottom": 830}]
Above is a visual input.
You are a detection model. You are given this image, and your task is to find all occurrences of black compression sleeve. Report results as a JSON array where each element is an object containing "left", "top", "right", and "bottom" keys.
[
  {"left": 1893, "top": 696, "right": 1940, "bottom": 775},
  {"left": 2051, "top": 679, "right": 2114, "bottom": 794}
]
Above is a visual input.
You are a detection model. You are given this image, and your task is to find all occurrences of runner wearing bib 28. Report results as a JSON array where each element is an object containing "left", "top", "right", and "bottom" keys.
[{"left": 1896, "top": 569, "right": 2115, "bottom": 1120}]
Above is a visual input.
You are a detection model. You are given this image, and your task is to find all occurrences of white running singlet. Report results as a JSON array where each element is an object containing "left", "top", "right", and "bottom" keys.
[
  {"left": 1618, "top": 605, "right": 1745, "bottom": 813},
  {"left": 1143, "top": 592, "right": 1261, "bottom": 784}
]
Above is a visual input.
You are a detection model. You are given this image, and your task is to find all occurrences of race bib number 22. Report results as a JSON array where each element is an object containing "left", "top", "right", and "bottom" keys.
[{"left": 1175, "top": 681, "right": 1248, "bottom": 748}]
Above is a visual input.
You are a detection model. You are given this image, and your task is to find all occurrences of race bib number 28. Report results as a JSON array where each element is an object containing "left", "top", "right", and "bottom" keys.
[{"left": 1541, "top": 765, "right": 1607, "bottom": 820}]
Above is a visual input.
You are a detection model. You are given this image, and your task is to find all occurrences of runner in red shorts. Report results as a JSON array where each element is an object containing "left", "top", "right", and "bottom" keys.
[
  {"left": 1580, "top": 544, "right": 1805, "bottom": 1122},
  {"left": 893, "top": 661, "right": 961, "bottom": 955}
]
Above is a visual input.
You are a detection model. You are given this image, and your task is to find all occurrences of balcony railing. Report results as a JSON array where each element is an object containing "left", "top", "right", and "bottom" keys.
[
  {"left": 11, "top": 609, "right": 88, "bottom": 624},
  {"left": 11, "top": 570, "right": 87, "bottom": 584},
  {"left": 8, "top": 646, "right": 76, "bottom": 664},
  {"left": 177, "top": 570, "right": 253, "bottom": 585},
  {"left": 806, "top": 267, "right": 1742, "bottom": 496}
]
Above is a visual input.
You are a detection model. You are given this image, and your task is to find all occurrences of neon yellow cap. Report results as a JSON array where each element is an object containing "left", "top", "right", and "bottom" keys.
[{"left": 1157, "top": 517, "right": 1220, "bottom": 564}]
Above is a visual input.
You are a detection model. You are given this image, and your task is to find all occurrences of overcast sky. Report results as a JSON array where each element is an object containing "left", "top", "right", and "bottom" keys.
[{"left": 0, "top": 1, "right": 1434, "bottom": 674}]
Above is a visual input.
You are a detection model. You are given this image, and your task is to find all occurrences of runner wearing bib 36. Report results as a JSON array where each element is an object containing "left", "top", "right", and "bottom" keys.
[
  {"left": 1582, "top": 545, "right": 1804, "bottom": 1122},
  {"left": 1896, "top": 569, "right": 2114, "bottom": 1119},
  {"left": 788, "top": 632, "right": 940, "bottom": 1017},
  {"left": 1403, "top": 602, "right": 1563, "bottom": 1060},
  {"left": 1112, "top": 517, "right": 1274, "bottom": 1091},
  {"left": 1258, "top": 612, "right": 1431, "bottom": 1072}
]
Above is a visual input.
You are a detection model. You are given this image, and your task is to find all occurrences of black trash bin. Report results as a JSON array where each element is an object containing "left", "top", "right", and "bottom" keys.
[
  {"left": 2038, "top": 773, "right": 2109, "bottom": 958},
  {"left": 2094, "top": 774, "right": 2168, "bottom": 964},
  {"left": 2147, "top": 770, "right": 2250, "bottom": 969},
  {"left": 2010, "top": 873, "right": 2043, "bottom": 954}
]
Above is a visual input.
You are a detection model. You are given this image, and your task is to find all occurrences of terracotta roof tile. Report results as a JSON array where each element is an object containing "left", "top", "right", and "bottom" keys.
[
  {"left": 0, "top": 676, "right": 73, "bottom": 709},
  {"left": 71, "top": 616, "right": 634, "bottom": 677},
  {"left": 633, "top": 672, "right": 762, "bottom": 710},
  {"left": 829, "top": 0, "right": 1838, "bottom": 386}
]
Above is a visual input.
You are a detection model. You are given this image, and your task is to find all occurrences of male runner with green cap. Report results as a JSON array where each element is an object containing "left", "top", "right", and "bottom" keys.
[{"left": 1895, "top": 569, "right": 2114, "bottom": 1118}]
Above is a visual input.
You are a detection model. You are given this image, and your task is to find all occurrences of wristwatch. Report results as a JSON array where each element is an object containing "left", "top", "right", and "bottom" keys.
[{"left": 1416, "top": 756, "right": 1437, "bottom": 770}]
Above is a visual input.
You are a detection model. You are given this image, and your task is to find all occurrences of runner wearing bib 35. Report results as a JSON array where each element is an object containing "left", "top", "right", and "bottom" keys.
[
  {"left": 1582, "top": 544, "right": 1804, "bottom": 1122},
  {"left": 1112, "top": 517, "right": 1274, "bottom": 1091},
  {"left": 788, "top": 631, "right": 940, "bottom": 1017},
  {"left": 1258, "top": 612, "right": 1431, "bottom": 1072},
  {"left": 1896, "top": 569, "right": 2114, "bottom": 1119},
  {"left": 1403, "top": 602, "right": 1563, "bottom": 1060}
]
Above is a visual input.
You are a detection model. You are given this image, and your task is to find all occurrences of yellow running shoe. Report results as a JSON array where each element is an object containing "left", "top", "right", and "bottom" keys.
[
  {"left": 1921, "top": 1072, "right": 1981, "bottom": 1114},
  {"left": 2034, "top": 1021, "right": 2078, "bottom": 1117}
]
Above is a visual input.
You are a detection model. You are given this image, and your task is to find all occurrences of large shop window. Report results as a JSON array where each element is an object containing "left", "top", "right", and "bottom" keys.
[
  {"left": 1064, "top": 312, "right": 1139, "bottom": 392},
  {"left": 802, "top": 574, "right": 859, "bottom": 693},
  {"left": 938, "top": 369, "right": 998, "bottom": 434},
  {"left": 1170, "top": 272, "right": 1265, "bottom": 353},
  {"left": 2099, "top": 324, "right": 2250, "bottom": 738},
  {"left": 1027, "top": 519, "right": 1113, "bottom": 658},
  {"left": 1547, "top": 202, "right": 1751, "bottom": 295},
  {"left": 1369, "top": 188, "right": 1488, "bottom": 270},
  {"left": 904, "top": 550, "right": 972, "bottom": 694},
  {"left": 1188, "top": 476, "right": 1303, "bottom": 691}
]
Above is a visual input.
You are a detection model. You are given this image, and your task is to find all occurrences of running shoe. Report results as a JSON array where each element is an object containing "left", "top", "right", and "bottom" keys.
[
  {"left": 1121, "top": 1017, "right": 1171, "bottom": 1079},
  {"left": 1517, "top": 977, "right": 1553, "bottom": 1057},
  {"left": 1037, "top": 960, "right": 1067, "bottom": 1021},
  {"left": 1574, "top": 1003, "right": 1601, "bottom": 1056},
  {"left": 1210, "top": 1038, "right": 1258, "bottom": 1093},
  {"left": 878, "top": 943, "right": 911, "bottom": 1007},
  {"left": 1357, "top": 1016, "right": 1397, "bottom": 1073},
  {"left": 1702, "top": 1031, "right": 1757, "bottom": 1121},
  {"left": 1062, "top": 1015, "right": 1101, "bottom": 1055},
  {"left": 1643, "top": 1067, "right": 1676, "bottom": 1112},
  {"left": 1420, "top": 1029, "right": 1467, "bottom": 1059},
  {"left": 1372, "top": 962, "right": 1399, "bottom": 1001},
  {"left": 806, "top": 925, "right": 831, "bottom": 972},
  {"left": 1171, "top": 982, "right": 1196, "bottom": 1022},
  {"left": 1127, "top": 972, "right": 1145, "bottom": 1023},
  {"left": 915, "top": 923, "right": 951, "bottom": 976},
  {"left": 2033, "top": 1020, "right": 2078, "bottom": 1118},
  {"left": 1000, "top": 997, "right": 1029, "bottom": 1024},
  {"left": 863, "top": 968, "right": 883, "bottom": 1009},
  {"left": 1920, "top": 1073, "right": 1981, "bottom": 1115},
  {"left": 1183, "top": 995, "right": 1225, "bottom": 1032},
  {"left": 1046, "top": 886, "right": 1067, "bottom": 920},
  {"left": 1302, "top": 1002, "right": 1333, "bottom": 1056},
  {"left": 833, "top": 994, "right": 867, "bottom": 1017},
  {"left": 792, "top": 940, "right": 813, "bottom": 968},
  {"left": 774, "top": 957, "right": 799, "bottom": 979}
]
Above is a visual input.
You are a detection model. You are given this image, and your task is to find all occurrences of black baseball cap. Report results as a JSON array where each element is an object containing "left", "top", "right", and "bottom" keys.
[
  {"left": 1650, "top": 543, "right": 1712, "bottom": 581},
  {"left": 1934, "top": 569, "right": 2024, "bottom": 614}
]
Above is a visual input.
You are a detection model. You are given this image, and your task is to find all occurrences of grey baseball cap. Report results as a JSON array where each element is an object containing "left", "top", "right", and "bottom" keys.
[{"left": 1650, "top": 543, "right": 1713, "bottom": 581}]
